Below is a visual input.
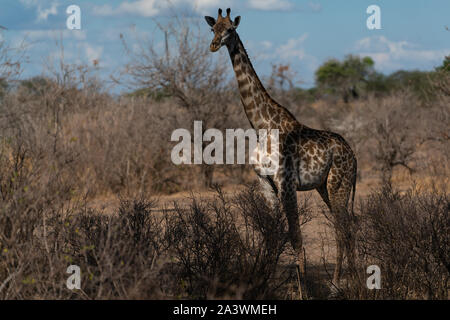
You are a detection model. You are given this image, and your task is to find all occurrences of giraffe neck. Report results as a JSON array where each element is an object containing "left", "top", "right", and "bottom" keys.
[
  {"left": 227, "top": 35, "right": 272, "bottom": 129},
  {"left": 227, "top": 34, "right": 297, "bottom": 130}
]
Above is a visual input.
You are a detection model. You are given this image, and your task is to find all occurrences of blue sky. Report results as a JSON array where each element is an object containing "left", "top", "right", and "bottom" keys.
[{"left": 1, "top": 0, "right": 449, "bottom": 91}]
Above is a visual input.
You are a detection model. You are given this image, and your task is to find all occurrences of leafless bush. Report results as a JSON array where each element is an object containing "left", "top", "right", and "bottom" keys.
[
  {"left": 120, "top": 17, "right": 244, "bottom": 187},
  {"left": 1, "top": 37, "right": 240, "bottom": 196},
  {"left": 335, "top": 92, "right": 446, "bottom": 187},
  {"left": 264, "top": 64, "right": 298, "bottom": 107},
  {"left": 341, "top": 185, "right": 449, "bottom": 299},
  {"left": 0, "top": 34, "right": 24, "bottom": 92},
  {"left": 0, "top": 193, "right": 166, "bottom": 299},
  {"left": 1, "top": 166, "right": 447, "bottom": 300},
  {"left": 164, "top": 185, "right": 296, "bottom": 299},
  {"left": 0, "top": 184, "right": 314, "bottom": 299}
]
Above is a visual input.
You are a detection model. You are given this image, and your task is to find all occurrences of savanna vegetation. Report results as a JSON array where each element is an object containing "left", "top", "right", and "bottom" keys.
[{"left": 0, "top": 20, "right": 448, "bottom": 299}]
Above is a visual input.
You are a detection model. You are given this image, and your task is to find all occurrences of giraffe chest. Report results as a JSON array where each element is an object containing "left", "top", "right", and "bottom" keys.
[{"left": 249, "top": 135, "right": 280, "bottom": 176}]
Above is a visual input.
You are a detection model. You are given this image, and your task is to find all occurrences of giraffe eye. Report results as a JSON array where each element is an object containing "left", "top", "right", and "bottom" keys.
[{"left": 210, "top": 28, "right": 214, "bottom": 32}]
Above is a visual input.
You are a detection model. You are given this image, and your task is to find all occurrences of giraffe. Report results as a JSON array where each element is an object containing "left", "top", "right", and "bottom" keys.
[{"left": 205, "top": 8, "right": 358, "bottom": 299}]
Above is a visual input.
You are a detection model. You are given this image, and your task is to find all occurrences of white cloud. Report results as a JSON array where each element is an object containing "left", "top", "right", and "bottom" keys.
[
  {"left": 247, "top": 33, "right": 318, "bottom": 85},
  {"left": 93, "top": 0, "right": 234, "bottom": 17},
  {"left": 117, "top": 0, "right": 161, "bottom": 17},
  {"left": 37, "top": 2, "right": 58, "bottom": 21},
  {"left": 355, "top": 36, "right": 449, "bottom": 71},
  {"left": 19, "top": 0, "right": 59, "bottom": 21},
  {"left": 276, "top": 34, "right": 309, "bottom": 59},
  {"left": 254, "top": 34, "right": 311, "bottom": 61},
  {"left": 190, "top": 0, "right": 225, "bottom": 13},
  {"left": 247, "top": 0, "right": 293, "bottom": 11},
  {"left": 91, "top": 0, "right": 322, "bottom": 16}
]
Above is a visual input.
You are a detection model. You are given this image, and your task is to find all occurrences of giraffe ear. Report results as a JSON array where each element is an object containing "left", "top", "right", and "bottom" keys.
[
  {"left": 233, "top": 16, "right": 241, "bottom": 28},
  {"left": 205, "top": 16, "right": 216, "bottom": 27}
]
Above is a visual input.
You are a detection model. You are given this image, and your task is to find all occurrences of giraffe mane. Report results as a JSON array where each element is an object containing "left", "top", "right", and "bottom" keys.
[{"left": 234, "top": 34, "right": 265, "bottom": 90}]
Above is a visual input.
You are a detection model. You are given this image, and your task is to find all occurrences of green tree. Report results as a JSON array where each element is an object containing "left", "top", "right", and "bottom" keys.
[
  {"left": 431, "top": 55, "right": 450, "bottom": 96},
  {"left": 315, "top": 55, "right": 375, "bottom": 102},
  {"left": 387, "top": 70, "right": 435, "bottom": 101},
  {"left": 436, "top": 55, "right": 450, "bottom": 72}
]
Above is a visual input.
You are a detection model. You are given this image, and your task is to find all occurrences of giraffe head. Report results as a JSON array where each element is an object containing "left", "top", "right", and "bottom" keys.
[{"left": 205, "top": 8, "right": 241, "bottom": 52}]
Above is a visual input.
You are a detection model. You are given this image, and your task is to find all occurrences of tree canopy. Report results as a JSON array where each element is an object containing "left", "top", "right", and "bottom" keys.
[{"left": 315, "top": 55, "right": 375, "bottom": 102}]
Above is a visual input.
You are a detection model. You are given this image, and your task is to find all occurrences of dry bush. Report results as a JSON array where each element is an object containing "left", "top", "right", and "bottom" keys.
[
  {"left": 70, "top": 97, "right": 184, "bottom": 194},
  {"left": 0, "top": 45, "right": 238, "bottom": 197},
  {"left": 331, "top": 90, "right": 448, "bottom": 187},
  {"left": 64, "top": 198, "right": 166, "bottom": 299},
  {"left": 0, "top": 194, "right": 166, "bottom": 299},
  {"left": 0, "top": 185, "right": 313, "bottom": 299},
  {"left": 0, "top": 33, "right": 24, "bottom": 96},
  {"left": 340, "top": 185, "right": 449, "bottom": 300},
  {"left": 1, "top": 32, "right": 253, "bottom": 201},
  {"left": 164, "top": 185, "right": 299, "bottom": 299},
  {"left": 1, "top": 171, "right": 447, "bottom": 300},
  {"left": 0, "top": 163, "right": 86, "bottom": 299},
  {"left": 264, "top": 64, "right": 298, "bottom": 107},
  {"left": 120, "top": 17, "right": 244, "bottom": 188}
]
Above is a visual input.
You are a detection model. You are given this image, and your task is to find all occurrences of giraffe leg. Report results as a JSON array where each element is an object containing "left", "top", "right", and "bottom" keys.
[
  {"left": 276, "top": 172, "right": 308, "bottom": 300},
  {"left": 333, "top": 232, "right": 344, "bottom": 286},
  {"left": 344, "top": 224, "right": 358, "bottom": 284},
  {"left": 317, "top": 184, "right": 344, "bottom": 290},
  {"left": 316, "top": 183, "right": 331, "bottom": 210},
  {"left": 259, "top": 170, "right": 308, "bottom": 299},
  {"left": 284, "top": 188, "right": 308, "bottom": 299},
  {"left": 327, "top": 175, "right": 357, "bottom": 288},
  {"left": 257, "top": 175, "right": 278, "bottom": 209}
]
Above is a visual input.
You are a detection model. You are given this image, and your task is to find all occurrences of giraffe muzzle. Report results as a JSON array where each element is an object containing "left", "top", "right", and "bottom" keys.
[{"left": 210, "top": 43, "right": 221, "bottom": 52}]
